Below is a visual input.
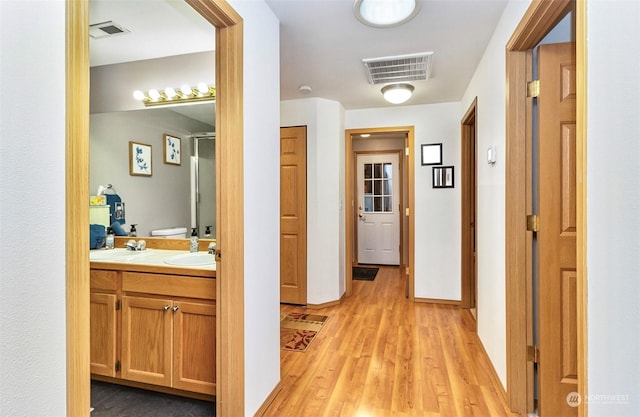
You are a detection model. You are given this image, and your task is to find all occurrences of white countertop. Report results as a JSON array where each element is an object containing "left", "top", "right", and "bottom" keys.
[{"left": 89, "top": 248, "right": 216, "bottom": 271}]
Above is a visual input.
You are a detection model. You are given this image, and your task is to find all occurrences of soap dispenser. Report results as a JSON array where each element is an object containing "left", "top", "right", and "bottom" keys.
[
  {"left": 105, "top": 227, "right": 115, "bottom": 250},
  {"left": 129, "top": 224, "right": 137, "bottom": 237},
  {"left": 190, "top": 227, "right": 199, "bottom": 253},
  {"left": 204, "top": 225, "right": 212, "bottom": 239}
]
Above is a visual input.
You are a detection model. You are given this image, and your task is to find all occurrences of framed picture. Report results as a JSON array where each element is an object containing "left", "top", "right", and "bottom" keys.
[
  {"left": 129, "top": 141, "right": 152, "bottom": 176},
  {"left": 421, "top": 143, "right": 443, "bottom": 166},
  {"left": 163, "top": 134, "right": 181, "bottom": 165},
  {"left": 433, "top": 166, "right": 454, "bottom": 188}
]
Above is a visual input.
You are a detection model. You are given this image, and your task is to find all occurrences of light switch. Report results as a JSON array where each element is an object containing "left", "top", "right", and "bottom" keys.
[{"left": 487, "top": 146, "right": 496, "bottom": 165}]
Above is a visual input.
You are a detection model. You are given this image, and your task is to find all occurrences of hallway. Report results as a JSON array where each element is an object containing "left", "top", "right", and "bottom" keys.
[{"left": 264, "top": 267, "right": 519, "bottom": 417}]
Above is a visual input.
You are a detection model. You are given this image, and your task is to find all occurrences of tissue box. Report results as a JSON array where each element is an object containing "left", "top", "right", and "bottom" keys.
[{"left": 90, "top": 195, "right": 107, "bottom": 206}]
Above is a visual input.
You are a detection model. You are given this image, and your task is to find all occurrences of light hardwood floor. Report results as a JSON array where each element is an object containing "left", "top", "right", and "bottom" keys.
[{"left": 264, "top": 266, "right": 520, "bottom": 417}]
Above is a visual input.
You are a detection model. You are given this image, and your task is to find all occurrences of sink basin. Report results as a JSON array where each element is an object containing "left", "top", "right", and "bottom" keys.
[
  {"left": 90, "top": 249, "right": 147, "bottom": 261},
  {"left": 164, "top": 252, "right": 215, "bottom": 267}
]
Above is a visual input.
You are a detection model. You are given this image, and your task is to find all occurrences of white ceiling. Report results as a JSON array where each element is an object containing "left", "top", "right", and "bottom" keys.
[{"left": 90, "top": 0, "right": 508, "bottom": 110}]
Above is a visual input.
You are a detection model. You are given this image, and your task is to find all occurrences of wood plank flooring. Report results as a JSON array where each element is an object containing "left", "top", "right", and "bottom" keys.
[{"left": 264, "top": 266, "right": 520, "bottom": 417}]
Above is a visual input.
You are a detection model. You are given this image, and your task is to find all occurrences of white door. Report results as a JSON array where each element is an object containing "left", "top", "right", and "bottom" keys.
[{"left": 356, "top": 153, "right": 400, "bottom": 265}]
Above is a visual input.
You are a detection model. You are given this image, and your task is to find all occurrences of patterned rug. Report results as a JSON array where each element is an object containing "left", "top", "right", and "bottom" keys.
[{"left": 280, "top": 312, "right": 328, "bottom": 352}]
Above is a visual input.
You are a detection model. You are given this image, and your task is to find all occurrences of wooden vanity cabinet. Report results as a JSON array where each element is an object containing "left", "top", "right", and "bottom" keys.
[
  {"left": 90, "top": 267, "right": 216, "bottom": 397},
  {"left": 90, "top": 270, "right": 118, "bottom": 377}
]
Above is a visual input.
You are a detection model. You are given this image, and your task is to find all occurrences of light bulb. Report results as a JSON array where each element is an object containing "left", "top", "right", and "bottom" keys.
[
  {"left": 133, "top": 90, "right": 146, "bottom": 101},
  {"left": 148, "top": 89, "right": 161, "bottom": 100},
  {"left": 180, "top": 85, "right": 193, "bottom": 96},
  {"left": 164, "top": 87, "right": 177, "bottom": 99},
  {"left": 197, "top": 82, "right": 209, "bottom": 95}
]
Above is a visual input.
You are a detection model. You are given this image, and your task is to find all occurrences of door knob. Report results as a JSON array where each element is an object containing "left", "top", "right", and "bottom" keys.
[
  {"left": 162, "top": 305, "right": 170, "bottom": 311},
  {"left": 172, "top": 306, "right": 180, "bottom": 312}
]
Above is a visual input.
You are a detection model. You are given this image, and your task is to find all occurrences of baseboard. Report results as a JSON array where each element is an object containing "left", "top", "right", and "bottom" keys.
[
  {"left": 253, "top": 381, "right": 282, "bottom": 417},
  {"left": 473, "top": 332, "right": 509, "bottom": 401},
  {"left": 306, "top": 292, "right": 345, "bottom": 310},
  {"left": 414, "top": 297, "right": 461, "bottom": 306}
]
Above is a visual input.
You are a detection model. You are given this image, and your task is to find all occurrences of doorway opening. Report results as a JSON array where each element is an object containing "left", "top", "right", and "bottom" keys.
[
  {"left": 345, "top": 127, "right": 415, "bottom": 300},
  {"left": 504, "top": 0, "right": 586, "bottom": 415},
  {"left": 460, "top": 98, "right": 478, "bottom": 319}
]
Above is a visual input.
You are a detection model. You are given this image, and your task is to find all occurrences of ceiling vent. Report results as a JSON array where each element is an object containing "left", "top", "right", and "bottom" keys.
[
  {"left": 362, "top": 52, "right": 433, "bottom": 85},
  {"left": 89, "top": 21, "right": 131, "bottom": 39}
]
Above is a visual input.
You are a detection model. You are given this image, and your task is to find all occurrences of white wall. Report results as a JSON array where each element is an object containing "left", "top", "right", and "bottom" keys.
[
  {"left": 346, "top": 102, "right": 461, "bottom": 300},
  {"left": 281, "top": 98, "right": 346, "bottom": 305},
  {"left": 0, "top": 1, "right": 68, "bottom": 416},
  {"left": 458, "top": 0, "right": 531, "bottom": 387},
  {"left": 586, "top": 1, "right": 640, "bottom": 415},
  {"left": 228, "top": 1, "right": 282, "bottom": 415}
]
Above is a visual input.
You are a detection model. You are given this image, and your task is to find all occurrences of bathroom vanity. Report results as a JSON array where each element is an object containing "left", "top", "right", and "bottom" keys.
[{"left": 90, "top": 242, "right": 216, "bottom": 400}]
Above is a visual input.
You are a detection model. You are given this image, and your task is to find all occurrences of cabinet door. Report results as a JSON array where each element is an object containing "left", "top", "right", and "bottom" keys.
[
  {"left": 172, "top": 301, "right": 216, "bottom": 395},
  {"left": 90, "top": 292, "right": 117, "bottom": 377},
  {"left": 121, "top": 295, "right": 172, "bottom": 387}
]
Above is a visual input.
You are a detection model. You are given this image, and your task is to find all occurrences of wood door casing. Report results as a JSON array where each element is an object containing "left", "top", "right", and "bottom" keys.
[
  {"left": 280, "top": 126, "right": 307, "bottom": 305},
  {"left": 461, "top": 98, "right": 478, "bottom": 311},
  {"left": 537, "top": 41, "right": 577, "bottom": 416}
]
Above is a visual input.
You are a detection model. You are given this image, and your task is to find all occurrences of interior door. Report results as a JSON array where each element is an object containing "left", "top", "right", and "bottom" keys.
[
  {"left": 280, "top": 126, "right": 307, "bottom": 305},
  {"left": 537, "top": 42, "right": 578, "bottom": 416},
  {"left": 356, "top": 153, "right": 400, "bottom": 265}
]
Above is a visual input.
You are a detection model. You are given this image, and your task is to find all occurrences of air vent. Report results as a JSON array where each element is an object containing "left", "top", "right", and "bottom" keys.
[
  {"left": 89, "top": 21, "right": 131, "bottom": 39},
  {"left": 362, "top": 52, "right": 433, "bottom": 85}
]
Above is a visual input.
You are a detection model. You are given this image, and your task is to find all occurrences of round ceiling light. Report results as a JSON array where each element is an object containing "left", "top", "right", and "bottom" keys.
[
  {"left": 354, "top": 0, "right": 420, "bottom": 28},
  {"left": 381, "top": 83, "right": 414, "bottom": 104}
]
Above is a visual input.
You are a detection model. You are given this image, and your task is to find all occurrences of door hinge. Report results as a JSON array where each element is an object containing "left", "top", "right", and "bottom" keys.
[
  {"left": 526, "top": 214, "right": 539, "bottom": 232},
  {"left": 115, "top": 360, "right": 121, "bottom": 372},
  {"left": 527, "top": 345, "right": 540, "bottom": 363},
  {"left": 115, "top": 299, "right": 121, "bottom": 310},
  {"left": 405, "top": 147, "right": 410, "bottom": 156},
  {"left": 527, "top": 80, "right": 540, "bottom": 98}
]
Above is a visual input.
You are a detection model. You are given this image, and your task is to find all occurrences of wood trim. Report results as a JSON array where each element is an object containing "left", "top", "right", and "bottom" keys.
[
  {"left": 68, "top": 0, "right": 244, "bottom": 416},
  {"left": 113, "top": 236, "right": 216, "bottom": 252},
  {"left": 252, "top": 381, "right": 282, "bottom": 417},
  {"left": 344, "top": 127, "right": 415, "bottom": 301},
  {"left": 66, "top": 1, "right": 91, "bottom": 415},
  {"left": 505, "top": 1, "right": 586, "bottom": 415},
  {"left": 460, "top": 97, "right": 477, "bottom": 309},
  {"left": 414, "top": 298, "right": 461, "bottom": 306},
  {"left": 575, "top": 1, "right": 588, "bottom": 415}
]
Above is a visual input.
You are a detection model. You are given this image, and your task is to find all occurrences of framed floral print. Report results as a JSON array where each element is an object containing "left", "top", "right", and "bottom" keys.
[
  {"left": 163, "top": 134, "right": 181, "bottom": 165},
  {"left": 129, "top": 141, "right": 152, "bottom": 176}
]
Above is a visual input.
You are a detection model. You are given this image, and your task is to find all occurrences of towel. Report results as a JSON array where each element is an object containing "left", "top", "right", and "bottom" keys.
[{"left": 90, "top": 224, "right": 106, "bottom": 249}]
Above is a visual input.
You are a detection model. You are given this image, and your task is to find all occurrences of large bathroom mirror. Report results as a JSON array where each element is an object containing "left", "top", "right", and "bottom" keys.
[{"left": 89, "top": 0, "right": 216, "bottom": 238}]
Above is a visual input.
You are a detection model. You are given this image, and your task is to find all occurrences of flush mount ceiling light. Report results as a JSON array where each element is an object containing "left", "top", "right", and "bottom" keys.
[
  {"left": 381, "top": 83, "right": 414, "bottom": 104},
  {"left": 133, "top": 83, "right": 215, "bottom": 107},
  {"left": 354, "top": 0, "right": 420, "bottom": 28}
]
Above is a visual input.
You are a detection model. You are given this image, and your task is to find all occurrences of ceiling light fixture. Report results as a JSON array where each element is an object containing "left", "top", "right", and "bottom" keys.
[
  {"left": 381, "top": 83, "right": 414, "bottom": 104},
  {"left": 133, "top": 83, "right": 215, "bottom": 107},
  {"left": 354, "top": 0, "right": 420, "bottom": 28}
]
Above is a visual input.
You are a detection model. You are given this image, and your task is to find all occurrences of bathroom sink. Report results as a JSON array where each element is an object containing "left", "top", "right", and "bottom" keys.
[
  {"left": 164, "top": 252, "right": 215, "bottom": 267},
  {"left": 90, "top": 249, "right": 147, "bottom": 261}
]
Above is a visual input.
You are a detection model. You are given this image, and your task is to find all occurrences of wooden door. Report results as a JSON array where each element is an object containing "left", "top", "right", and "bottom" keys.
[
  {"left": 280, "top": 126, "right": 307, "bottom": 304},
  {"left": 356, "top": 153, "right": 400, "bottom": 265},
  {"left": 173, "top": 300, "right": 216, "bottom": 395},
  {"left": 461, "top": 100, "right": 478, "bottom": 312},
  {"left": 537, "top": 42, "right": 577, "bottom": 416},
  {"left": 90, "top": 292, "right": 117, "bottom": 377},
  {"left": 121, "top": 295, "right": 172, "bottom": 387}
]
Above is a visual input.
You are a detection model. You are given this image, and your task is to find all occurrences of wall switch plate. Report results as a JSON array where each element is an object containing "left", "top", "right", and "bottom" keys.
[{"left": 487, "top": 146, "right": 496, "bottom": 165}]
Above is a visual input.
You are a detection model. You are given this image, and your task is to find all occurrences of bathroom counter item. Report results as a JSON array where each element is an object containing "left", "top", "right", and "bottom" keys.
[{"left": 151, "top": 227, "right": 188, "bottom": 239}]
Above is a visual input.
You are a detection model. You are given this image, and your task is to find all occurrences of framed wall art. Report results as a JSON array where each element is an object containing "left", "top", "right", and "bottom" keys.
[
  {"left": 129, "top": 141, "right": 152, "bottom": 176},
  {"left": 421, "top": 143, "right": 443, "bottom": 166},
  {"left": 433, "top": 166, "right": 454, "bottom": 188},
  {"left": 163, "top": 134, "right": 181, "bottom": 165}
]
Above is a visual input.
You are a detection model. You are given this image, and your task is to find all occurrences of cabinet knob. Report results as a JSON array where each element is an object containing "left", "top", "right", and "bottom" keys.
[
  {"left": 172, "top": 306, "right": 180, "bottom": 312},
  {"left": 163, "top": 305, "right": 170, "bottom": 311}
]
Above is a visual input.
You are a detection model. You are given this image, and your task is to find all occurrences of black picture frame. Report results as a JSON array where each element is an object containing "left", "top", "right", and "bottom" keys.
[
  {"left": 421, "top": 143, "right": 443, "bottom": 166},
  {"left": 433, "top": 166, "right": 454, "bottom": 188}
]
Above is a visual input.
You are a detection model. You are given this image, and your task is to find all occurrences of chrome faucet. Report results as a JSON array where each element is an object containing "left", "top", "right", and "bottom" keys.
[
  {"left": 208, "top": 242, "right": 216, "bottom": 255},
  {"left": 125, "top": 239, "right": 146, "bottom": 251}
]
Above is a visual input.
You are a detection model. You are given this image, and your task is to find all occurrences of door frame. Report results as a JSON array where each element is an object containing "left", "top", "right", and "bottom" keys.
[
  {"left": 460, "top": 98, "right": 478, "bottom": 310},
  {"left": 345, "top": 127, "right": 415, "bottom": 300},
  {"left": 504, "top": 0, "right": 587, "bottom": 415},
  {"left": 65, "top": 1, "right": 245, "bottom": 415},
  {"left": 353, "top": 150, "right": 403, "bottom": 266}
]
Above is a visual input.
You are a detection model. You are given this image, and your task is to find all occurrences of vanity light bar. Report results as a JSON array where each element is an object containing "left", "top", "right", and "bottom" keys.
[{"left": 133, "top": 83, "right": 216, "bottom": 107}]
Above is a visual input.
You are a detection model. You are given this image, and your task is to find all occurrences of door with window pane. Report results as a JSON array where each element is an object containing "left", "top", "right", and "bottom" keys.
[{"left": 356, "top": 153, "right": 400, "bottom": 265}]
